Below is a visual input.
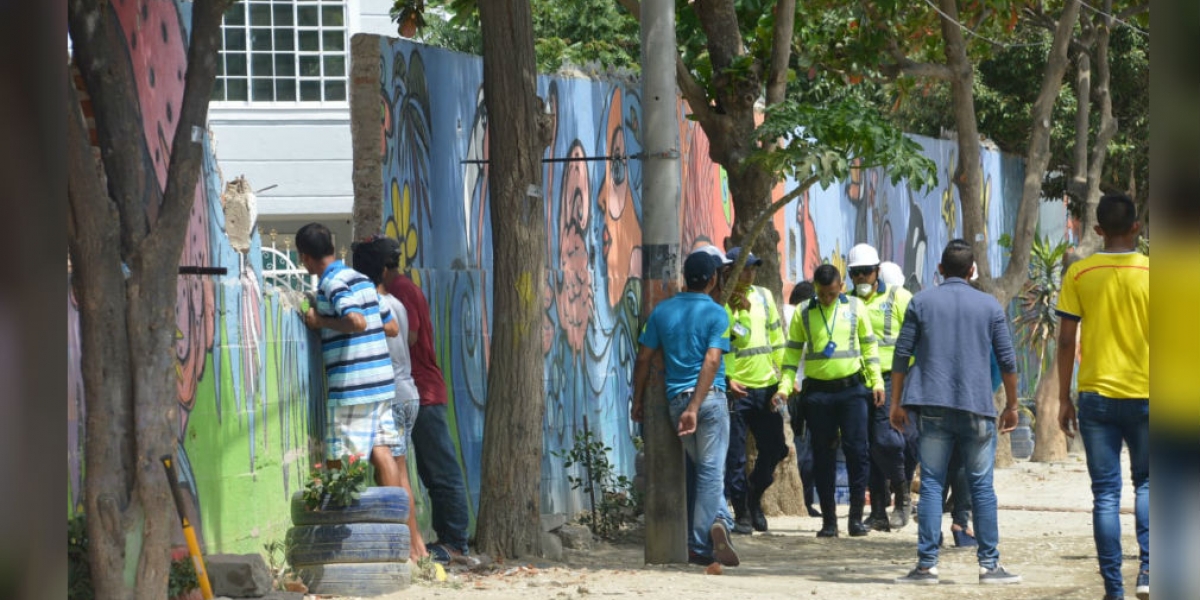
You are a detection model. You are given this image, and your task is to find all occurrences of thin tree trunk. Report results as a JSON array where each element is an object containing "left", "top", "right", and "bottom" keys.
[
  {"left": 993, "top": 387, "right": 1014, "bottom": 468},
  {"left": 1076, "top": 2, "right": 1118, "bottom": 257},
  {"left": 1031, "top": 360, "right": 1068, "bottom": 462},
  {"left": 726, "top": 167, "right": 785, "bottom": 302},
  {"left": 474, "top": 0, "right": 552, "bottom": 560}
]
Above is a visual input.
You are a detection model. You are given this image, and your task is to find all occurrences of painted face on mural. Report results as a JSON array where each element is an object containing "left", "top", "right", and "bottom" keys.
[
  {"left": 598, "top": 89, "right": 642, "bottom": 309},
  {"left": 556, "top": 142, "right": 594, "bottom": 354}
]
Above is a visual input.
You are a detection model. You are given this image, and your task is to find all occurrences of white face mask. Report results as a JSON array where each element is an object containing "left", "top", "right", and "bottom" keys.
[{"left": 855, "top": 283, "right": 874, "bottom": 297}]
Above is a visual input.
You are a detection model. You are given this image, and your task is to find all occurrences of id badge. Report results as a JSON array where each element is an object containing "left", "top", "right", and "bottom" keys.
[
  {"left": 822, "top": 341, "right": 837, "bottom": 358},
  {"left": 732, "top": 322, "right": 749, "bottom": 339}
]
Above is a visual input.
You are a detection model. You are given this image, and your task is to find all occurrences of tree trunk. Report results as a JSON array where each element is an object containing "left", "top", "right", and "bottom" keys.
[
  {"left": 993, "top": 387, "right": 1014, "bottom": 468},
  {"left": 937, "top": 0, "right": 988, "bottom": 278},
  {"left": 474, "top": 0, "right": 552, "bottom": 561},
  {"left": 1030, "top": 361, "right": 1068, "bottom": 462},
  {"left": 725, "top": 166, "right": 785, "bottom": 301},
  {"left": 1075, "top": 2, "right": 1119, "bottom": 258}
]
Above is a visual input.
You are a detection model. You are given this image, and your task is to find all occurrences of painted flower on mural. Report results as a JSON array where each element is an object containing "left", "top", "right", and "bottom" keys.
[
  {"left": 557, "top": 142, "right": 594, "bottom": 355},
  {"left": 385, "top": 180, "right": 421, "bottom": 287}
]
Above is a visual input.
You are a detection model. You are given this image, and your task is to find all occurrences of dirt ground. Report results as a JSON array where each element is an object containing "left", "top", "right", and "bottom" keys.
[{"left": 357, "top": 454, "right": 1140, "bottom": 600}]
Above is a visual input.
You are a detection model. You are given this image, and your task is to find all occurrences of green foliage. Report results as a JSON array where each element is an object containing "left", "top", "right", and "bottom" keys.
[
  {"left": 1012, "top": 236, "right": 1070, "bottom": 372},
  {"left": 168, "top": 558, "right": 199, "bottom": 599},
  {"left": 303, "top": 454, "right": 371, "bottom": 511},
  {"left": 552, "top": 429, "right": 641, "bottom": 538},
  {"left": 68, "top": 515, "right": 93, "bottom": 600},
  {"left": 751, "top": 97, "right": 938, "bottom": 192},
  {"left": 1137, "top": 236, "right": 1149, "bottom": 256},
  {"left": 263, "top": 539, "right": 297, "bottom": 591}
]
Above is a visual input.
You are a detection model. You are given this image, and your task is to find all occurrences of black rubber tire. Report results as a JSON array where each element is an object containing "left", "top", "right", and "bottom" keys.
[
  {"left": 291, "top": 487, "right": 409, "bottom": 526},
  {"left": 287, "top": 523, "right": 410, "bottom": 565},
  {"left": 295, "top": 561, "right": 411, "bottom": 597}
]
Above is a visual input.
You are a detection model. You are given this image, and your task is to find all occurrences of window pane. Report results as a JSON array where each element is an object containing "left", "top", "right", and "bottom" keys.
[
  {"left": 323, "top": 55, "right": 345, "bottom": 77},
  {"left": 250, "top": 28, "right": 272, "bottom": 51},
  {"left": 275, "top": 53, "right": 296, "bottom": 77},
  {"left": 252, "top": 78, "right": 274, "bottom": 101},
  {"left": 211, "top": 79, "right": 226, "bottom": 101},
  {"left": 223, "top": 3, "right": 245, "bottom": 25},
  {"left": 297, "top": 5, "right": 318, "bottom": 26},
  {"left": 300, "top": 80, "right": 322, "bottom": 101},
  {"left": 225, "top": 28, "right": 246, "bottom": 51},
  {"left": 251, "top": 53, "right": 273, "bottom": 77},
  {"left": 299, "top": 55, "right": 321, "bottom": 77},
  {"left": 321, "top": 5, "right": 344, "bottom": 26},
  {"left": 298, "top": 30, "right": 319, "bottom": 51},
  {"left": 227, "top": 78, "right": 248, "bottom": 101},
  {"left": 275, "top": 79, "right": 297, "bottom": 102},
  {"left": 216, "top": 55, "right": 225, "bottom": 75},
  {"left": 322, "top": 30, "right": 345, "bottom": 52},
  {"left": 272, "top": 4, "right": 294, "bottom": 26},
  {"left": 324, "top": 80, "right": 346, "bottom": 102},
  {"left": 274, "top": 29, "right": 294, "bottom": 51},
  {"left": 249, "top": 3, "right": 271, "bottom": 26},
  {"left": 226, "top": 53, "right": 247, "bottom": 76}
]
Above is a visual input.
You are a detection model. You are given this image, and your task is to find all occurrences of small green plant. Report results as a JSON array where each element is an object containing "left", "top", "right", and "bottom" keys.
[
  {"left": 1013, "top": 236, "right": 1070, "bottom": 373},
  {"left": 68, "top": 514, "right": 93, "bottom": 600},
  {"left": 263, "top": 539, "right": 297, "bottom": 591},
  {"left": 553, "top": 429, "right": 641, "bottom": 538},
  {"left": 303, "top": 454, "right": 370, "bottom": 511},
  {"left": 168, "top": 557, "right": 199, "bottom": 599}
]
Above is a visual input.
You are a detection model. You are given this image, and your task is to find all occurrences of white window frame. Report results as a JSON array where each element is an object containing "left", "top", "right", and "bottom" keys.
[{"left": 211, "top": 0, "right": 359, "bottom": 108}]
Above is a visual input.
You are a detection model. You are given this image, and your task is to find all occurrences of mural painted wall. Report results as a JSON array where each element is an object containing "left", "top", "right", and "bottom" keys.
[
  {"left": 67, "top": 0, "right": 317, "bottom": 555},
  {"left": 368, "top": 37, "right": 1057, "bottom": 525}
]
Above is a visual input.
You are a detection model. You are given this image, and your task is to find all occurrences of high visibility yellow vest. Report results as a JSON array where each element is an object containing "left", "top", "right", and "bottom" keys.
[
  {"left": 855, "top": 282, "right": 912, "bottom": 373},
  {"left": 778, "top": 294, "right": 883, "bottom": 395},
  {"left": 724, "top": 285, "right": 785, "bottom": 388}
]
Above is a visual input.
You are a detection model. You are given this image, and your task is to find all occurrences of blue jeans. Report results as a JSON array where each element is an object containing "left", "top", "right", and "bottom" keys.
[
  {"left": 725, "top": 384, "right": 788, "bottom": 504},
  {"left": 869, "top": 377, "right": 906, "bottom": 512},
  {"left": 914, "top": 406, "right": 1001, "bottom": 569},
  {"left": 670, "top": 389, "right": 733, "bottom": 557},
  {"left": 411, "top": 403, "right": 470, "bottom": 554},
  {"left": 1077, "top": 392, "right": 1149, "bottom": 597}
]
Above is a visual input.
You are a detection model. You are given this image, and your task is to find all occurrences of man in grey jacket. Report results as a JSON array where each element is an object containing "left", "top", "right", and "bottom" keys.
[{"left": 889, "top": 239, "right": 1022, "bottom": 586}]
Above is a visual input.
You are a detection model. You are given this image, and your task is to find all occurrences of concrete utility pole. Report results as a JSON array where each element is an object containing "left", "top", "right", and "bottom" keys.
[{"left": 639, "top": 0, "right": 687, "bottom": 565}]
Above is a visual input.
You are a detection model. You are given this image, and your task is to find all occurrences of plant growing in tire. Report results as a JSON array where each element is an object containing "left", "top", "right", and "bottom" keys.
[{"left": 303, "top": 454, "right": 371, "bottom": 511}]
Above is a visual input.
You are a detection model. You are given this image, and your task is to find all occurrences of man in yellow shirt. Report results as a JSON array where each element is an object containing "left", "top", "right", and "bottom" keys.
[
  {"left": 777, "top": 264, "right": 885, "bottom": 538},
  {"left": 1056, "top": 193, "right": 1149, "bottom": 600}
]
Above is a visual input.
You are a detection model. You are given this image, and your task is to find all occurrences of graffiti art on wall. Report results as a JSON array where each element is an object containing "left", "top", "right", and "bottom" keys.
[
  {"left": 369, "top": 38, "right": 1046, "bottom": 526},
  {"left": 68, "top": 0, "right": 317, "bottom": 555}
]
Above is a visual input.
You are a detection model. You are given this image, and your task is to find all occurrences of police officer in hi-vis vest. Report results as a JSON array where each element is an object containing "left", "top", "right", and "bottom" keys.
[
  {"left": 776, "top": 264, "right": 885, "bottom": 538},
  {"left": 721, "top": 247, "right": 788, "bottom": 535},
  {"left": 847, "top": 243, "right": 917, "bottom": 533}
]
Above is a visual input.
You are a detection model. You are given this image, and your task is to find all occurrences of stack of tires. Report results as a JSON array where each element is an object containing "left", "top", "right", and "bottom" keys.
[
  {"left": 287, "top": 487, "right": 412, "bottom": 597},
  {"left": 1010, "top": 410, "right": 1035, "bottom": 460}
]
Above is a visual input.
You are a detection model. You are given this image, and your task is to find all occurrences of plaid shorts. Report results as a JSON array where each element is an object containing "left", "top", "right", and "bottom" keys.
[
  {"left": 390, "top": 396, "right": 420, "bottom": 457},
  {"left": 325, "top": 400, "right": 401, "bottom": 460}
]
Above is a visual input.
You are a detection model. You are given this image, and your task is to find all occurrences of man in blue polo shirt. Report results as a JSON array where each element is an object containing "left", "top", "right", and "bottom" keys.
[
  {"left": 297, "top": 222, "right": 402, "bottom": 488},
  {"left": 632, "top": 247, "right": 739, "bottom": 568}
]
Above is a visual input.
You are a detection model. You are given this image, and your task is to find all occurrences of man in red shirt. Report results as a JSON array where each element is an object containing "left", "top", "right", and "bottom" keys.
[{"left": 381, "top": 252, "right": 470, "bottom": 563}]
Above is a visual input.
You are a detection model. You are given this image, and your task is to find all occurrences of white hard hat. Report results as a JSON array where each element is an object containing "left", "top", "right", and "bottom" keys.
[
  {"left": 690, "top": 244, "right": 733, "bottom": 266},
  {"left": 847, "top": 243, "right": 881, "bottom": 268},
  {"left": 878, "top": 261, "right": 905, "bottom": 287}
]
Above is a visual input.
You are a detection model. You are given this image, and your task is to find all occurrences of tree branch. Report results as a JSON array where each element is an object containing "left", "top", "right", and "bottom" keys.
[
  {"left": 140, "top": 0, "right": 232, "bottom": 281},
  {"left": 67, "top": 69, "right": 117, "bottom": 262},
  {"left": 882, "top": 39, "right": 955, "bottom": 80},
  {"left": 765, "top": 0, "right": 796, "bottom": 107},
  {"left": 720, "top": 174, "right": 818, "bottom": 305},
  {"left": 1116, "top": 2, "right": 1148, "bottom": 21},
  {"left": 68, "top": 0, "right": 153, "bottom": 261}
]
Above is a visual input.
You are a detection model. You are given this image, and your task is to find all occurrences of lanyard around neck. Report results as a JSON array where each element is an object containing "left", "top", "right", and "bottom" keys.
[{"left": 817, "top": 301, "right": 838, "bottom": 339}]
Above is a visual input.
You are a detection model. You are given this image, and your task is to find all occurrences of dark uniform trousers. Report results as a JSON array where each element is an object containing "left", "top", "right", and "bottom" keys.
[{"left": 804, "top": 382, "right": 871, "bottom": 517}]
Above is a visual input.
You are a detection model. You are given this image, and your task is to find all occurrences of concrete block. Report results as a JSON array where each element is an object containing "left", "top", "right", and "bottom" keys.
[
  {"left": 539, "top": 531, "right": 564, "bottom": 562},
  {"left": 204, "top": 553, "right": 273, "bottom": 598},
  {"left": 555, "top": 523, "right": 594, "bottom": 550},
  {"left": 541, "top": 513, "right": 568, "bottom": 532}
]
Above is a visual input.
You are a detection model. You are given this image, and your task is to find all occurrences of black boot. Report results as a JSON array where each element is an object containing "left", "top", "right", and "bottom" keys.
[
  {"left": 748, "top": 486, "right": 768, "bottom": 532},
  {"left": 889, "top": 480, "right": 912, "bottom": 530},
  {"left": 868, "top": 490, "right": 891, "bottom": 532},
  {"left": 848, "top": 499, "right": 869, "bottom": 537},
  {"left": 817, "top": 516, "right": 839, "bottom": 538},
  {"left": 731, "top": 495, "right": 753, "bottom": 535}
]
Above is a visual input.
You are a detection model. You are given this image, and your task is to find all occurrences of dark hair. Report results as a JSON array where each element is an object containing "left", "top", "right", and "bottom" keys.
[
  {"left": 1097, "top": 193, "right": 1138, "bottom": 235},
  {"left": 813, "top": 264, "right": 841, "bottom": 286},
  {"left": 295, "top": 222, "right": 334, "bottom": 258},
  {"left": 351, "top": 241, "right": 385, "bottom": 285},
  {"left": 789, "top": 281, "right": 815, "bottom": 305},
  {"left": 940, "top": 238, "right": 974, "bottom": 279}
]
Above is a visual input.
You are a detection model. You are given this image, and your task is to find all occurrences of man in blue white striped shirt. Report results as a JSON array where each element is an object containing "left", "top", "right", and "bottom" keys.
[{"left": 298, "top": 222, "right": 401, "bottom": 486}]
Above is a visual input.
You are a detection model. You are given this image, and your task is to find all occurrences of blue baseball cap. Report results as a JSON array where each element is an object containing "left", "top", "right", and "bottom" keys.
[{"left": 683, "top": 251, "right": 718, "bottom": 288}]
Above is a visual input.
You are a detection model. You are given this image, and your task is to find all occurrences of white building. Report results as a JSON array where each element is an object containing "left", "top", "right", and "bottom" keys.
[{"left": 208, "top": 0, "right": 402, "bottom": 254}]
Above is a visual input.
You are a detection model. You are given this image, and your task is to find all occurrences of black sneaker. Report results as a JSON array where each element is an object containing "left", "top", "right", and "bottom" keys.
[
  {"left": 732, "top": 515, "right": 754, "bottom": 535},
  {"left": 709, "top": 521, "right": 740, "bottom": 566},
  {"left": 868, "top": 515, "right": 891, "bottom": 532},
  {"left": 687, "top": 551, "right": 714, "bottom": 566},
  {"left": 894, "top": 566, "right": 939, "bottom": 585},
  {"left": 979, "top": 565, "right": 1022, "bottom": 584},
  {"left": 1135, "top": 569, "right": 1148, "bottom": 600}
]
